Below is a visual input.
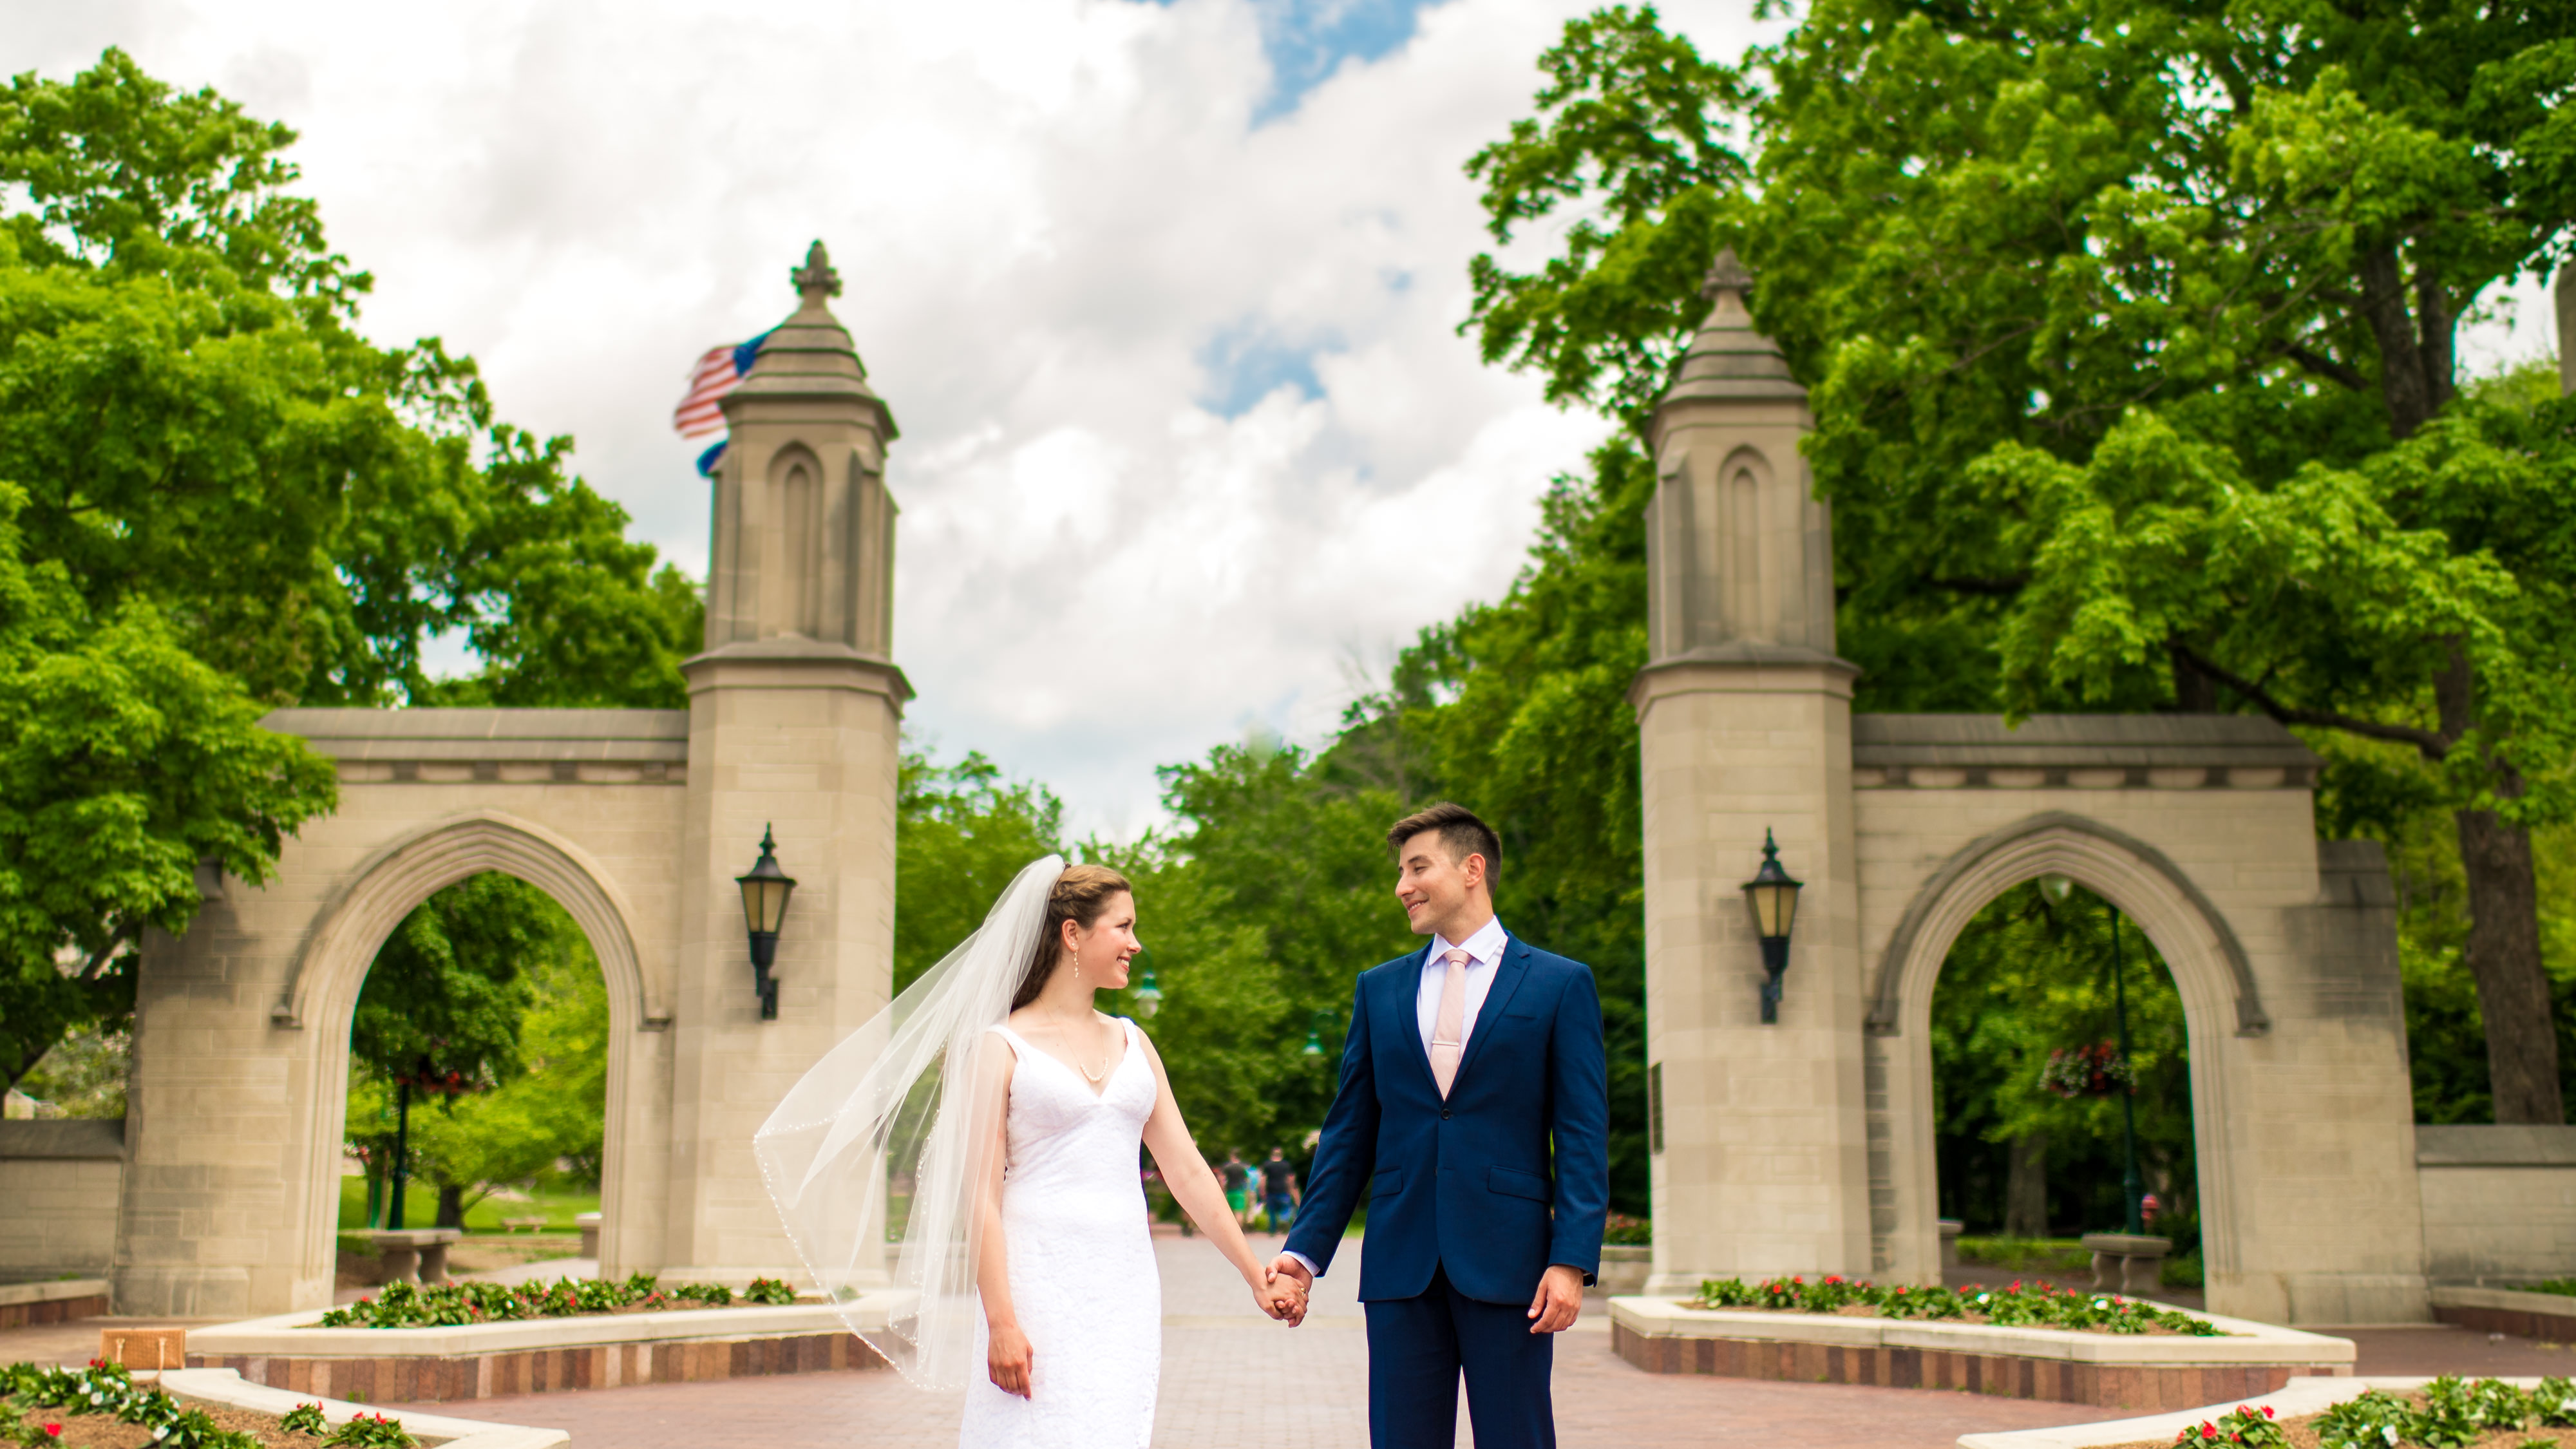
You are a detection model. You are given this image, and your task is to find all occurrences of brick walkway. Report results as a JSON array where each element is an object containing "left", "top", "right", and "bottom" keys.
[{"left": 363, "top": 1235, "right": 2143, "bottom": 1446}]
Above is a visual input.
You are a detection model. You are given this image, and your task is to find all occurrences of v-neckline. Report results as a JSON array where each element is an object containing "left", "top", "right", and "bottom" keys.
[{"left": 1004, "top": 1018, "right": 1132, "bottom": 1101}]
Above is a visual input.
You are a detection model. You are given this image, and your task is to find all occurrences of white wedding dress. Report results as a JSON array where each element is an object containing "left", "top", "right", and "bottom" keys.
[{"left": 958, "top": 1019, "right": 1160, "bottom": 1449}]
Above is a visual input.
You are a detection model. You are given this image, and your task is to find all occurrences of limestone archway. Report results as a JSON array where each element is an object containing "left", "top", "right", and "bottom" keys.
[
  {"left": 279, "top": 811, "right": 658, "bottom": 1299},
  {"left": 1864, "top": 813, "right": 2267, "bottom": 1299}
]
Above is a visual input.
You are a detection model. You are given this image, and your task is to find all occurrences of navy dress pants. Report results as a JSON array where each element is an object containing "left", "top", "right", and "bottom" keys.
[{"left": 1364, "top": 1263, "right": 1555, "bottom": 1449}]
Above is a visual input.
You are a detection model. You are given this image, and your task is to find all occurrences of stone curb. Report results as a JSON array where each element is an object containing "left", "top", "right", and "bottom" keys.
[
  {"left": 0, "top": 1280, "right": 109, "bottom": 1309},
  {"left": 155, "top": 1368, "right": 567, "bottom": 1448},
  {"left": 189, "top": 1298, "right": 889, "bottom": 1358},
  {"left": 1606, "top": 1296, "right": 2356, "bottom": 1367}
]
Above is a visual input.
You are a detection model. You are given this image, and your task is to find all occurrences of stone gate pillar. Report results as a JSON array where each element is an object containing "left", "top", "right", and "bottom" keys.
[
  {"left": 1633, "top": 252, "right": 1871, "bottom": 1290},
  {"left": 661, "top": 243, "right": 907, "bottom": 1282}
]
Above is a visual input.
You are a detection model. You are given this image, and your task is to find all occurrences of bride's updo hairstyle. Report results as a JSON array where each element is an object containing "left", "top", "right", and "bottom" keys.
[{"left": 1010, "top": 863, "right": 1133, "bottom": 1010}]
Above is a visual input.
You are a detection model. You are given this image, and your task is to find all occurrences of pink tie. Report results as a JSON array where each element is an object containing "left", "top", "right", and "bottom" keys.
[{"left": 1430, "top": 949, "right": 1469, "bottom": 1097}]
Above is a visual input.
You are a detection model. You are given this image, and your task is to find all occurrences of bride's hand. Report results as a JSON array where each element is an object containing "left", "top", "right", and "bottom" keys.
[{"left": 987, "top": 1320, "right": 1034, "bottom": 1397}]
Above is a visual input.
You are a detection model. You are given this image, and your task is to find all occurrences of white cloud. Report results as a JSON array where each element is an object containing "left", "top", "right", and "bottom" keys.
[{"left": 1, "top": 0, "right": 1777, "bottom": 837}]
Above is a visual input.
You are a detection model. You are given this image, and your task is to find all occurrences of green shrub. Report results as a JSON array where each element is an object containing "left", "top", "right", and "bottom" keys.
[
  {"left": 1602, "top": 1213, "right": 1651, "bottom": 1245},
  {"left": 1687, "top": 1274, "right": 2222, "bottom": 1335},
  {"left": 1954, "top": 1236, "right": 2093, "bottom": 1274},
  {"left": 314, "top": 1272, "right": 784, "bottom": 1328},
  {"left": 323, "top": 1410, "right": 415, "bottom": 1447},
  {"left": 2313, "top": 1378, "right": 2576, "bottom": 1448},
  {"left": 2161, "top": 1251, "right": 2204, "bottom": 1289},
  {"left": 2175, "top": 1403, "right": 2286, "bottom": 1447}
]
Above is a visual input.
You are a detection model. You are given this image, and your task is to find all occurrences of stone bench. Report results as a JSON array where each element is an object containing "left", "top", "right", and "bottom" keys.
[
  {"left": 500, "top": 1217, "right": 549, "bottom": 1233},
  {"left": 368, "top": 1228, "right": 464, "bottom": 1285},
  {"left": 576, "top": 1211, "right": 602, "bottom": 1258},
  {"left": 2079, "top": 1232, "right": 2172, "bottom": 1296}
]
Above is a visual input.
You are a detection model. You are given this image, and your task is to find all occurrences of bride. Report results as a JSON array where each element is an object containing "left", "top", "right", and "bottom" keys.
[{"left": 755, "top": 857, "right": 1305, "bottom": 1449}]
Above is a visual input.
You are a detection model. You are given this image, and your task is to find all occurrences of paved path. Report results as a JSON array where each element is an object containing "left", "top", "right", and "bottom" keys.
[{"left": 366, "top": 1234, "right": 2141, "bottom": 1447}]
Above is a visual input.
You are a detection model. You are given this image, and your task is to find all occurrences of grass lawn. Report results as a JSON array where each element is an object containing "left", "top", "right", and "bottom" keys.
[{"left": 337, "top": 1177, "right": 599, "bottom": 1235}]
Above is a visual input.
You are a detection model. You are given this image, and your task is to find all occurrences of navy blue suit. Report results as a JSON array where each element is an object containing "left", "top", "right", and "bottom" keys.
[{"left": 1285, "top": 934, "right": 1609, "bottom": 1449}]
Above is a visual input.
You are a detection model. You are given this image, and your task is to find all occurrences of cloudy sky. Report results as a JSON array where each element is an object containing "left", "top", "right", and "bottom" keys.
[{"left": 3, "top": 1, "right": 2557, "bottom": 840}]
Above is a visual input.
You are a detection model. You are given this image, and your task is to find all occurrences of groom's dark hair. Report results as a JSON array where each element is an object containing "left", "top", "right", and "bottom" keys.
[{"left": 1387, "top": 803, "right": 1501, "bottom": 888}]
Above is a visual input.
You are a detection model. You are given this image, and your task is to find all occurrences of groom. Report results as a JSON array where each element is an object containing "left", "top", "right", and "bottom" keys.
[{"left": 1272, "top": 803, "right": 1609, "bottom": 1449}]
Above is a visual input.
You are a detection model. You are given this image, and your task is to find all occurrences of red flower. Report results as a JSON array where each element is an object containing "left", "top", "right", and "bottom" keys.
[
  {"left": 2262, "top": 1407, "right": 2275, "bottom": 1419},
  {"left": 43, "top": 1423, "right": 62, "bottom": 1439}
]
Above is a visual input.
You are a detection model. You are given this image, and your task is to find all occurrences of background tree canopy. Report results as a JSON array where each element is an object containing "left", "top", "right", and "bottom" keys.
[{"left": 0, "top": 50, "right": 702, "bottom": 1095}]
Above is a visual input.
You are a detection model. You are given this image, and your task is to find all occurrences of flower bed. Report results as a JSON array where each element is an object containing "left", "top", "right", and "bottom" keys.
[
  {"left": 1, "top": 1359, "right": 395, "bottom": 1449},
  {"left": 2107, "top": 1377, "right": 2576, "bottom": 1449},
  {"left": 314, "top": 1274, "right": 797, "bottom": 1329},
  {"left": 1690, "top": 1275, "right": 2224, "bottom": 1336}
]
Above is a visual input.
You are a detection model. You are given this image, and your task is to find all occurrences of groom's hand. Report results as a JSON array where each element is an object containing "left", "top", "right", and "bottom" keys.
[
  {"left": 1267, "top": 1255, "right": 1313, "bottom": 1327},
  {"left": 1527, "top": 1264, "right": 1585, "bottom": 1334}
]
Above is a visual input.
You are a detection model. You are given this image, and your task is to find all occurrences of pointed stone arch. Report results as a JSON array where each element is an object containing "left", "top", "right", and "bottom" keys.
[
  {"left": 1864, "top": 811, "right": 2267, "bottom": 1294},
  {"left": 273, "top": 810, "right": 658, "bottom": 1296}
]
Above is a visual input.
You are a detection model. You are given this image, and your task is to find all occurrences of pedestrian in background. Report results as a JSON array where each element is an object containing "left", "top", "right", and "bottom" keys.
[{"left": 1262, "top": 1147, "right": 1299, "bottom": 1234}]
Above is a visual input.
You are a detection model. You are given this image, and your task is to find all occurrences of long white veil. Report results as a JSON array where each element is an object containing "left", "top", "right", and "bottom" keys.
[{"left": 755, "top": 853, "right": 1061, "bottom": 1389}]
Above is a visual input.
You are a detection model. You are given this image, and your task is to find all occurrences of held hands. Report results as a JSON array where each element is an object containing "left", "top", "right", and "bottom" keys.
[
  {"left": 1526, "top": 1264, "right": 1585, "bottom": 1334},
  {"left": 1265, "top": 1255, "right": 1314, "bottom": 1327},
  {"left": 1254, "top": 1260, "right": 1309, "bottom": 1324}
]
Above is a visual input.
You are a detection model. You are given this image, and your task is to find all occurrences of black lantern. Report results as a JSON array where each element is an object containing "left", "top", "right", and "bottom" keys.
[
  {"left": 736, "top": 824, "right": 797, "bottom": 1020},
  {"left": 1741, "top": 829, "right": 1804, "bottom": 1024}
]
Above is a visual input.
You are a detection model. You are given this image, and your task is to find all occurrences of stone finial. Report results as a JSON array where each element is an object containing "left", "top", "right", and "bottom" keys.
[
  {"left": 792, "top": 240, "right": 843, "bottom": 303},
  {"left": 1701, "top": 247, "right": 1754, "bottom": 303}
]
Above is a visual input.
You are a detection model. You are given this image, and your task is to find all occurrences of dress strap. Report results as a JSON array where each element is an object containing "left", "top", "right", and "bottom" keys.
[{"left": 985, "top": 1023, "right": 1026, "bottom": 1059}]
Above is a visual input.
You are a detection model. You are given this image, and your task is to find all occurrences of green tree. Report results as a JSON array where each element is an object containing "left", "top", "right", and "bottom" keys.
[
  {"left": 350, "top": 873, "right": 569, "bottom": 1227},
  {"left": 0, "top": 485, "right": 333, "bottom": 1090},
  {"left": 1461, "top": 2, "right": 2576, "bottom": 1121},
  {"left": 1931, "top": 881, "right": 2194, "bottom": 1238},
  {"left": 0, "top": 49, "right": 706, "bottom": 1090},
  {"left": 1135, "top": 739, "right": 1419, "bottom": 1163},
  {"left": 399, "top": 936, "right": 610, "bottom": 1220},
  {"left": 895, "top": 746, "right": 1065, "bottom": 992},
  {"left": 0, "top": 50, "right": 704, "bottom": 710}
]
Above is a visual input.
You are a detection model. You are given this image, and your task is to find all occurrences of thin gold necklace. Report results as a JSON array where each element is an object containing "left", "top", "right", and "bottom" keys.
[{"left": 1039, "top": 1019, "right": 1112, "bottom": 1081}]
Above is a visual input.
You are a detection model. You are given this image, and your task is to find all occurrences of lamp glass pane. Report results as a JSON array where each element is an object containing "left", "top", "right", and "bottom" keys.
[
  {"left": 741, "top": 876, "right": 793, "bottom": 934},
  {"left": 1747, "top": 881, "right": 1801, "bottom": 939}
]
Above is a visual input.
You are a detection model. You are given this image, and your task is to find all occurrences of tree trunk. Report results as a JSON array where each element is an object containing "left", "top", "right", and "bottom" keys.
[
  {"left": 2168, "top": 642, "right": 2219, "bottom": 712},
  {"left": 2456, "top": 806, "right": 2563, "bottom": 1123},
  {"left": 435, "top": 1183, "right": 468, "bottom": 1230},
  {"left": 2358, "top": 245, "right": 2439, "bottom": 437},
  {"left": 2004, "top": 1133, "right": 2049, "bottom": 1237}
]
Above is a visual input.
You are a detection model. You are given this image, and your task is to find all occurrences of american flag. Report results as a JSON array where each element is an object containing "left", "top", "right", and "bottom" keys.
[{"left": 672, "top": 330, "right": 772, "bottom": 438}]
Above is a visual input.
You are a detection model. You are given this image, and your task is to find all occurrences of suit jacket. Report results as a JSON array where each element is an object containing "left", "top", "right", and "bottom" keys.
[{"left": 1283, "top": 934, "right": 1609, "bottom": 1305}]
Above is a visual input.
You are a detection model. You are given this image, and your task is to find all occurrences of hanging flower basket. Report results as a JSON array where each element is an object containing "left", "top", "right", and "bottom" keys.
[{"left": 2041, "top": 1042, "right": 2136, "bottom": 1099}]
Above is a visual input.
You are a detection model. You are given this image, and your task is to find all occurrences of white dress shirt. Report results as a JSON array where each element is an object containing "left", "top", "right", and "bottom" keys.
[
  {"left": 1416, "top": 914, "right": 1510, "bottom": 1061},
  {"left": 1283, "top": 918, "right": 1511, "bottom": 1282}
]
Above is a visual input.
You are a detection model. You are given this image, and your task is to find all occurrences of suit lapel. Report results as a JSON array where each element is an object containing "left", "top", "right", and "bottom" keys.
[
  {"left": 1388, "top": 944, "right": 1438, "bottom": 1094},
  {"left": 1455, "top": 938, "right": 1532, "bottom": 1088}
]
